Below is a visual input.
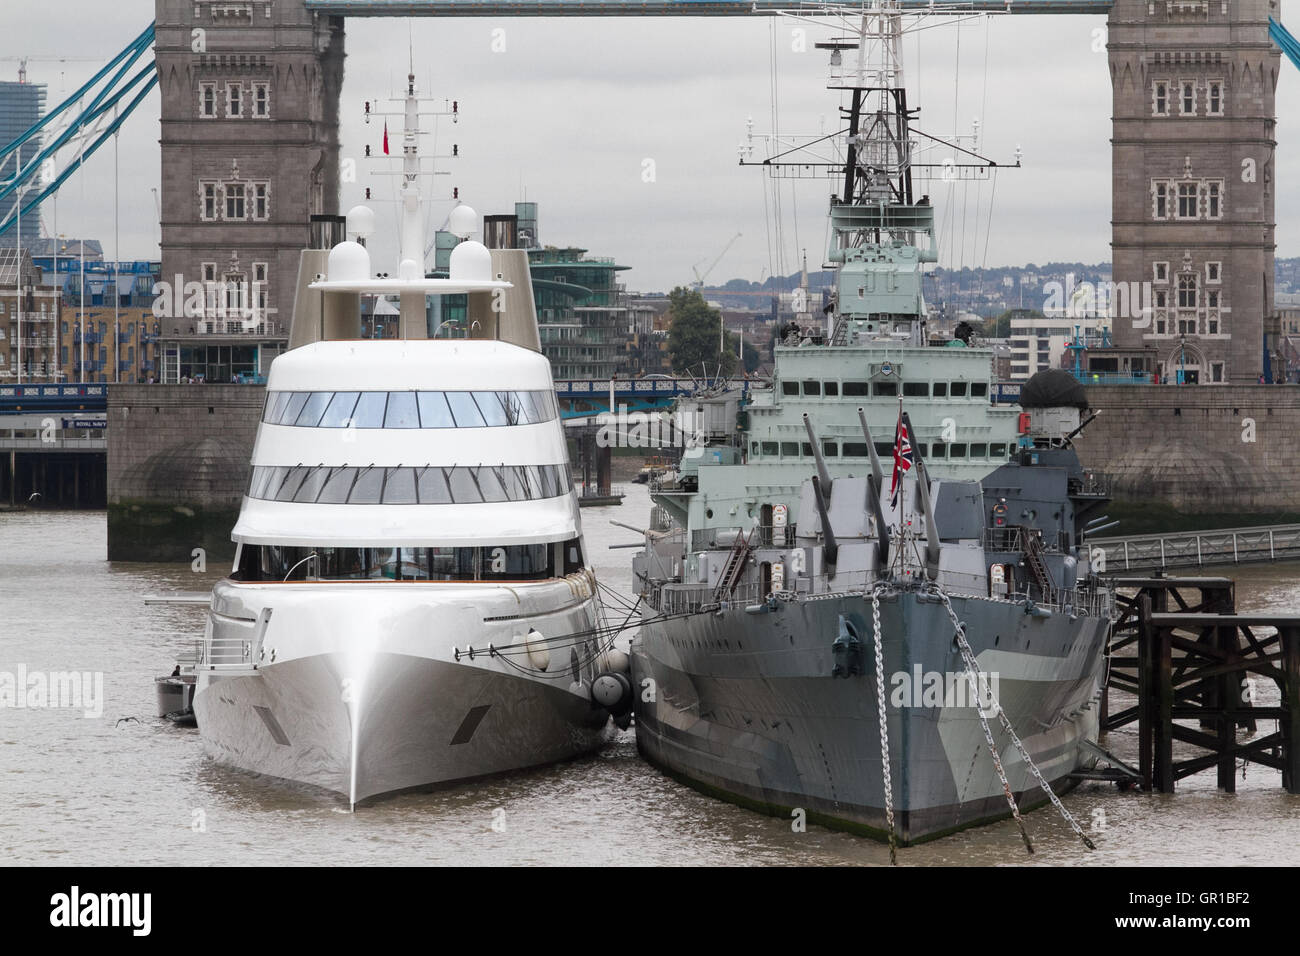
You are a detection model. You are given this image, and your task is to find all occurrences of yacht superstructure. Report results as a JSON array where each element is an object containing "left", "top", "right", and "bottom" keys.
[{"left": 192, "top": 76, "right": 623, "bottom": 805}]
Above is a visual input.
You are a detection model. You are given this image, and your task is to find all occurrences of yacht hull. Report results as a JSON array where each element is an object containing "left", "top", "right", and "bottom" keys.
[
  {"left": 631, "top": 589, "right": 1107, "bottom": 844},
  {"left": 196, "top": 651, "right": 611, "bottom": 804},
  {"left": 193, "top": 577, "right": 616, "bottom": 804}
]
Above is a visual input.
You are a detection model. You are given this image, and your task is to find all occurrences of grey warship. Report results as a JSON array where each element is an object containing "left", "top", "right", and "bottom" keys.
[{"left": 629, "top": 2, "right": 1113, "bottom": 845}]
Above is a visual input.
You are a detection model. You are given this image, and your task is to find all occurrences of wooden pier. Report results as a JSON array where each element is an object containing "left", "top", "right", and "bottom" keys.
[{"left": 1102, "top": 575, "right": 1300, "bottom": 794}]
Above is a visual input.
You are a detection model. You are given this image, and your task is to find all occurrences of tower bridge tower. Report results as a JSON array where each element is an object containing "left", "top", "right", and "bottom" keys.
[
  {"left": 154, "top": 0, "right": 344, "bottom": 372},
  {"left": 1109, "top": 0, "right": 1281, "bottom": 384}
]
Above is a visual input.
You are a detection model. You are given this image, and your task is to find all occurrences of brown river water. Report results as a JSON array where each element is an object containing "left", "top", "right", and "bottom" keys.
[{"left": 2, "top": 484, "right": 1297, "bottom": 865}]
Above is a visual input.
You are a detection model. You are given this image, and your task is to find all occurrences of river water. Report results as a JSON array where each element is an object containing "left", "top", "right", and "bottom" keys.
[{"left": 2, "top": 485, "right": 1298, "bottom": 866}]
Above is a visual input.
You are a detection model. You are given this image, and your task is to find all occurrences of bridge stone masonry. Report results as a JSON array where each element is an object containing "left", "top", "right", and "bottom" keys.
[
  {"left": 1073, "top": 383, "right": 1300, "bottom": 525},
  {"left": 107, "top": 385, "right": 265, "bottom": 561}
]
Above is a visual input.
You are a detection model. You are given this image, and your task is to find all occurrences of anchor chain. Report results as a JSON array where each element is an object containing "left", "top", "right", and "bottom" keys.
[
  {"left": 870, "top": 585, "right": 898, "bottom": 865},
  {"left": 931, "top": 585, "right": 1096, "bottom": 852}
]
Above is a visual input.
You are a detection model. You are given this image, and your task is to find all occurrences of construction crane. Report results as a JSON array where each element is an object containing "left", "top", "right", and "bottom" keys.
[
  {"left": 0, "top": 56, "right": 104, "bottom": 85},
  {"left": 692, "top": 232, "right": 742, "bottom": 289}
]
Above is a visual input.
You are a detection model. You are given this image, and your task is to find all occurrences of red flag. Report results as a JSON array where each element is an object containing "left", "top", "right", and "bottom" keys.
[
  {"left": 382, "top": 121, "right": 389, "bottom": 155},
  {"left": 890, "top": 405, "right": 913, "bottom": 509}
]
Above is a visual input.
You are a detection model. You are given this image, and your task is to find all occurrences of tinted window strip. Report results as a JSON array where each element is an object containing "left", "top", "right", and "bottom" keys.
[
  {"left": 262, "top": 390, "right": 559, "bottom": 428},
  {"left": 248, "top": 464, "right": 571, "bottom": 504}
]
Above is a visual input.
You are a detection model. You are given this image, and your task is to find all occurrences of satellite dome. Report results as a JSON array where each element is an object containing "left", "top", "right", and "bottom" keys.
[
  {"left": 1021, "top": 368, "right": 1088, "bottom": 410},
  {"left": 326, "top": 240, "right": 371, "bottom": 283},
  {"left": 447, "top": 204, "right": 478, "bottom": 239},
  {"left": 449, "top": 240, "right": 492, "bottom": 283},
  {"left": 345, "top": 205, "right": 377, "bottom": 240}
]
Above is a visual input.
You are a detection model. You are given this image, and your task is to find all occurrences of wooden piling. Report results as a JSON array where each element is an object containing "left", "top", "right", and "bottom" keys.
[{"left": 1284, "top": 626, "right": 1300, "bottom": 795}]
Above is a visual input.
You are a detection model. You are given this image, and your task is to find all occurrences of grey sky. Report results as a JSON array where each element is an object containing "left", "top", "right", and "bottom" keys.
[{"left": 7, "top": 2, "right": 1300, "bottom": 293}]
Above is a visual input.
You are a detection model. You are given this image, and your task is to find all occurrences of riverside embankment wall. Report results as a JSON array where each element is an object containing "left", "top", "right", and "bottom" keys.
[
  {"left": 1074, "top": 384, "right": 1300, "bottom": 518},
  {"left": 107, "top": 385, "right": 264, "bottom": 562}
]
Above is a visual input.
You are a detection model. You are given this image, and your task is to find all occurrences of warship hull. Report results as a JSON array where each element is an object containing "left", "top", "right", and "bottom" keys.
[{"left": 631, "top": 589, "right": 1107, "bottom": 844}]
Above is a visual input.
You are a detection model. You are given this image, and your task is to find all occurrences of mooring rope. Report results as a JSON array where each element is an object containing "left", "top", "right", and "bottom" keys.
[
  {"left": 870, "top": 585, "right": 898, "bottom": 865},
  {"left": 930, "top": 584, "right": 1096, "bottom": 852}
]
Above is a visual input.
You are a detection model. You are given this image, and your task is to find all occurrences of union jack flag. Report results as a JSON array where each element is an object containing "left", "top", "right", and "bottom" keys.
[{"left": 890, "top": 406, "right": 913, "bottom": 509}]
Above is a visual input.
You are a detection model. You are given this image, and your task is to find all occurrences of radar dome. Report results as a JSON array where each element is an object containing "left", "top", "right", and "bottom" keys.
[
  {"left": 447, "top": 204, "right": 478, "bottom": 239},
  {"left": 449, "top": 240, "right": 492, "bottom": 283},
  {"left": 327, "top": 241, "right": 371, "bottom": 283},
  {"left": 1021, "top": 368, "right": 1088, "bottom": 410},
  {"left": 345, "top": 205, "right": 377, "bottom": 240}
]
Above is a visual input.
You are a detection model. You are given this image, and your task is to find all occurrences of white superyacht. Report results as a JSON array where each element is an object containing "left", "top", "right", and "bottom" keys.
[{"left": 192, "top": 79, "right": 626, "bottom": 806}]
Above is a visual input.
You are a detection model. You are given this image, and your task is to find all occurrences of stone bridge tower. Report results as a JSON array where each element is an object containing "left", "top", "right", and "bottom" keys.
[
  {"left": 154, "top": 0, "right": 343, "bottom": 359},
  {"left": 1109, "top": 0, "right": 1280, "bottom": 384}
]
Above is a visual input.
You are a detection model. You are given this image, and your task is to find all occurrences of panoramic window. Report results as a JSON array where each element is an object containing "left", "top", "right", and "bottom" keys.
[
  {"left": 238, "top": 539, "right": 582, "bottom": 583},
  {"left": 247, "top": 463, "right": 571, "bottom": 505},
  {"left": 263, "top": 390, "right": 560, "bottom": 428}
]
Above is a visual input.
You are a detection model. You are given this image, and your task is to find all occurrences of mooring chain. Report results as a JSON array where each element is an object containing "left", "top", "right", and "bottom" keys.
[
  {"left": 870, "top": 585, "right": 898, "bottom": 866},
  {"left": 931, "top": 585, "right": 1097, "bottom": 852}
]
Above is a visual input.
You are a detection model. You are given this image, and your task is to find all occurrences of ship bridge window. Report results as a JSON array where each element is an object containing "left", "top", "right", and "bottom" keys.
[
  {"left": 762, "top": 441, "right": 778, "bottom": 456},
  {"left": 802, "top": 442, "right": 813, "bottom": 457},
  {"left": 237, "top": 539, "right": 582, "bottom": 583},
  {"left": 351, "top": 392, "right": 389, "bottom": 428},
  {"left": 872, "top": 382, "right": 897, "bottom": 396},
  {"left": 319, "top": 392, "right": 360, "bottom": 427},
  {"left": 263, "top": 390, "right": 560, "bottom": 428},
  {"left": 417, "top": 391, "right": 456, "bottom": 428},
  {"left": 903, "top": 382, "right": 928, "bottom": 397},
  {"left": 949, "top": 444, "right": 967, "bottom": 458},
  {"left": 874, "top": 441, "right": 892, "bottom": 459},
  {"left": 843, "top": 381, "right": 869, "bottom": 397},
  {"left": 384, "top": 392, "right": 420, "bottom": 428},
  {"left": 781, "top": 381, "right": 799, "bottom": 396},
  {"left": 843, "top": 442, "right": 869, "bottom": 457},
  {"left": 247, "top": 463, "right": 572, "bottom": 504},
  {"left": 931, "top": 443, "right": 947, "bottom": 458},
  {"left": 822, "top": 441, "right": 838, "bottom": 457},
  {"left": 781, "top": 442, "right": 799, "bottom": 457},
  {"left": 990, "top": 443, "right": 1008, "bottom": 458},
  {"left": 950, "top": 382, "right": 968, "bottom": 397},
  {"left": 802, "top": 380, "right": 821, "bottom": 396},
  {"left": 932, "top": 383, "right": 948, "bottom": 398},
  {"left": 970, "top": 382, "right": 988, "bottom": 398},
  {"left": 824, "top": 381, "right": 839, "bottom": 397},
  {"left": 295, "top": 391, "right": 333, "bottom": 427},
  {"left": 970, "top": 443, "right": 988, "bottom": 458}
]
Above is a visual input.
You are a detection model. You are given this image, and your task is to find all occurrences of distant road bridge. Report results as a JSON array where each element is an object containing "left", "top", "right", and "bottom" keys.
[{"left": 1092, "top": 524, "right": 1300, "bottom": 574}]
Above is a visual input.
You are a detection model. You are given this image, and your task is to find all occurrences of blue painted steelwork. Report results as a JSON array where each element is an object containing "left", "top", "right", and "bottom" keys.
[
  {"left": 0, "top": 383, "right": 108, "bottom": 415},
  {"left": 1271, "top": 17, "right": 1300, "bottom": 72},
  {"left": 0, "top": 24, "right": 157, "bottom": 233},
  {"left": 304, "top": 0, "right": 1112, "bottom": 16}
]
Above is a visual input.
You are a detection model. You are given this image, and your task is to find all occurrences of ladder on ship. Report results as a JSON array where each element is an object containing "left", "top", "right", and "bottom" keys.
[
  {"left": 1022, "top": 528, "right": 1052, "bottom": 597},
  {"left": 713, "top": 532, "right": 752, "bottom": 602}
]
